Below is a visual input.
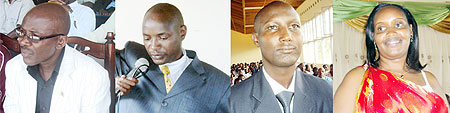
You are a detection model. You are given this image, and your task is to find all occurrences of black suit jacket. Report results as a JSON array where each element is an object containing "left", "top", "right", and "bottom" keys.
[{"left": 230, "top": 69, "right": 332, "bottom": 113}]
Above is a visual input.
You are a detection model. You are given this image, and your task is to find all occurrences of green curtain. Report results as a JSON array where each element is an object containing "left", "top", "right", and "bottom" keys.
[
  {"left": 389, "top": 2, "right": 450, "bottom": 25},
  {"left": 333, "top": 0, "right": 450, "bottom": 25},
  {"left": 333, "top": 0, "right": 377, "bottom": 22}
]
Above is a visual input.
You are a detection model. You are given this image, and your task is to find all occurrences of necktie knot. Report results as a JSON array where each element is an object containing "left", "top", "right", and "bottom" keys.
[
  {"left": 162, "top": 65, "right": 170, "bottom": 75},
  {"left": 276, "top": 91, "right": 294, "bottom": 113}
]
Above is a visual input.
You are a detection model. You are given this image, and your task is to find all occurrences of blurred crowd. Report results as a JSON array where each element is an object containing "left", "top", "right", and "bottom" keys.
[
  {"left": 230, "top": 60, "right": 262, "bottom": 86},
  {"left": 297, "top": 63, "right": 333, "bottom": 82},
  {"left": 230, "top": 61, "right": 333, "bottom": 86}
]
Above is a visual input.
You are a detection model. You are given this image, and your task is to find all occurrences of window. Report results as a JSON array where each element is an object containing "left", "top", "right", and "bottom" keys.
[{"left": 301, "top": 7, "right": 333, "bottom": 64}]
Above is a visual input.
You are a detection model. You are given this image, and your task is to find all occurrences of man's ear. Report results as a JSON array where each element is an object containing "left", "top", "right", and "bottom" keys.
[
  {"left": 56, "top": 36, "right": 67, "bottom": 49},
  {"left": 180, "top": 25, "right": 187, "bottom": 41},
  {"left": 251, "top": 32, "right": 260, "bottom": 47}
]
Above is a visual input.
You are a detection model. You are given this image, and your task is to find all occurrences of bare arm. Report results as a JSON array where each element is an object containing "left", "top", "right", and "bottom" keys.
[
  {"left": 333, "top": 67, "right": 365, "bottom": 113},
  {"left": 424, "top": 71, "right": 450, "bottom": 108}
]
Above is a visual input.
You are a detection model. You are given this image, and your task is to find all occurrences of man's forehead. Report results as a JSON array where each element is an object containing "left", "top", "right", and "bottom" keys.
[
  {"left": 22, "top": 3, "right": 69, "bottom": 33},
  {"left": 22, "top": 17, "right": 55, "bottom": 34},
  {"left": 142, "top": 18, "right": 175, "bottom": 35},
  {"left": 261, "top": 11, "right": 300, "bottom": 24},
  {"left": 255, "top": 4, "right": 300, "bottom": 27}
]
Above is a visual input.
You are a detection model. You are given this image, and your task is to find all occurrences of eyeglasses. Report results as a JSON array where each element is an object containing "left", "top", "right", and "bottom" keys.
[{"left": 15, "top": 25, "right": 65, "bottom": 43}]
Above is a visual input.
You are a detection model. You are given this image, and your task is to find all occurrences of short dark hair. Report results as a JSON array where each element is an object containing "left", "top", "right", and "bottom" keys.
[
  {"left": 144, "top": 3, "right": 184, "bottom": 27},
  {"left": 253, "top": 1, "right": 294, "bottom": 32},
  {"left": 365, "top": 3, "right": 425, "bottom": 71}
]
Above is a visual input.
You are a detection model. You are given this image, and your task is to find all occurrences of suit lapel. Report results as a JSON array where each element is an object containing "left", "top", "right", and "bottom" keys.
[
  {"left": 293, "top": 71, "right": 314, "bottom": 113},
  {"left": 252, "top": 71, "right": 282, "bottom": 113},
  {"left": 146, "top": 50, "right": 207, "bottom": 98},
  {"left": 165, "top": 63, "right": 205, "bottom": 98},
  {"left": 23, "top": 73, "right": 37, "bottom": 113},
  {"left": 56, "top": 46, "right": 75, "bottom": 77},
  {"left": 165, "top": 53, "right": 206, "bottom": 98},
  {"left": 146, "top": 63, "right": 166, "bottom": 94},
  {"left": 49, "top": 46, "right": 75, "bottom": 113}
]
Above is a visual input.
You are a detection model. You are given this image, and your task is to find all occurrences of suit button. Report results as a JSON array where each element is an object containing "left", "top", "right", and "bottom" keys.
[{"left": 161, "top": 101, "right": 168, "bottom": 107}]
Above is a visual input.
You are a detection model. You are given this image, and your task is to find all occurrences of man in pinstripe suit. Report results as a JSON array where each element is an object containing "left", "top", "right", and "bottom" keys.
[{"left": 115, "top": 3, "right": 230, "bottom": 113}]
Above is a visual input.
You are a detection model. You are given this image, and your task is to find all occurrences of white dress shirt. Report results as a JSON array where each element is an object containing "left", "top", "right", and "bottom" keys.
[
  {"left": 68, "top": 1, "right": 95, "bottom": 37},
  {"left": 158, "top": 49, "right": 193, "bottom": 85},
  {"left": 84, "top": 12, "right": 114, "bottom": 43},
  {"left": 0, "top": 0, "right": 34, "bottom": 34},
  {"left": 263, "top": 66, "right": 295, "bottom": 113},
  {"left": 77, "top": 0, "right": 95, "bottom": 4}
]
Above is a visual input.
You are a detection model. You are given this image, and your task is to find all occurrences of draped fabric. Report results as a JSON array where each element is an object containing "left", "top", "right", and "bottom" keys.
[
  {"left": 333, "top": 0, "right": 450, "bottom": 34},
  {"left": 355, "top": 66, "right": 448, "bottom": 113},
  {"left": 333, "top": 0, "right": 377, "bottom": 22},
  {"left": 344, "top": 16, "right": 368, "bottom": 33},
  {"left": 429, "top": 15, "right": 450, "bottom": 34}
]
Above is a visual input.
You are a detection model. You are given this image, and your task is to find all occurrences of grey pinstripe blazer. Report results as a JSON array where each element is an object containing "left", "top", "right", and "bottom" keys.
[
  {"left": 116, "top": 50, "right": 230, "bottom": 113},
  {"left": 230, "top": 69, "right": 332, "bottom": 113}
]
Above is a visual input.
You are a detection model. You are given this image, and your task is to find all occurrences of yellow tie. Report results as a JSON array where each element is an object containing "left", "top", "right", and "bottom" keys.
[{"left": 162, "top": 66, "right": 173, "bottom": 93}]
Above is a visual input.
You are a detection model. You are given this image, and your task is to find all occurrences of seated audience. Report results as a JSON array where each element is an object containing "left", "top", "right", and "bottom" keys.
[
  {"left": 230, "top": 60, "right": 262, "bottom": 85},
  {"left": 1, "top": 0, "right": 35, "bottom": 38},
  {"left": 305, "top": 64, "right": 313, "bottom": 75},
  {"left": 298, "top": 63, "right": 305, "bottom": 72},
  {"left": 49, "top": 0, "right": 95, "bottom": 37},
  {"left": 318, "top": 68, "right": 332, "bottom": 82}
]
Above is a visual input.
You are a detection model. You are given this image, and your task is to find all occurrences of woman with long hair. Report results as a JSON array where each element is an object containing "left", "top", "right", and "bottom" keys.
[{"left": 334, "top": 3, "right": 449, "bottom": 113}]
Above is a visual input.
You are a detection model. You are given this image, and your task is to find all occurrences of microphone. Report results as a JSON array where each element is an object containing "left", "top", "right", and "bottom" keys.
[{"left": 116, "top": 58, "right": 149, "bottom": 96}]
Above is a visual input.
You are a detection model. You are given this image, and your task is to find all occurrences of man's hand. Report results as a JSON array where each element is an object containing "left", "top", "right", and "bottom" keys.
[{"left": 115, "top": 75, "right": 138, "bottom": 97}]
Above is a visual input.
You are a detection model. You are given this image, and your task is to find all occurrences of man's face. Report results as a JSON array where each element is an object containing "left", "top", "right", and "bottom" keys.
[
  {"left": 142, "top": 16, "right": 185, "bottom": 65},
  {"left": 253, "top": 6, "right": 302, "bottom": 68},
  {"left": 19, "top": 15, "right": 60, "bottom": 66}
]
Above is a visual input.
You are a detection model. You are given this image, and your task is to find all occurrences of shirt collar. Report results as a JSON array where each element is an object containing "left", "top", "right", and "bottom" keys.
[
  {"left": 68, "top": 0, "right": 78, "bottom": 7},
  {"left": 262, "top": 66, "right": 295, "bottom": 95},
  {"left": 158, "top": 49, "right": 189, "bottom": 69},
  {"left": 27, "top": 47, "right": 65, "bottom": 81}
]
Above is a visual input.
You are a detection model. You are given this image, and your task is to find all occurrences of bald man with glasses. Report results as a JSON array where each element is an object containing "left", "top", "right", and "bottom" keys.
[{"left": 4, "top": 3, "right": 110, "bottom": 113}]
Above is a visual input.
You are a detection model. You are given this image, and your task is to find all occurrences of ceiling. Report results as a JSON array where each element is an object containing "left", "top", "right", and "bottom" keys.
[{"left": 231, "top": 0, "right": 305, "bottom": 34}]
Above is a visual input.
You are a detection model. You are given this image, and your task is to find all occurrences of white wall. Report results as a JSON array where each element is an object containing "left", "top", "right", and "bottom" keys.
[{"left": 116, "top": 0, "right": 231, "bottom": 74}]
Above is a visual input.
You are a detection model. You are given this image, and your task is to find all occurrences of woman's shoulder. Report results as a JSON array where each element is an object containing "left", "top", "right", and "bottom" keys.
[
  {"left": 333, "top": 66, "right": 367, "bottom": 113},
  {"left": 344, "top": 66, "right": 366, "bottom": 81},
  {"left": 337, "top": 66, "right": 366, "bottom": 90},
  {"left": 423, "top": 71, "right": 439, "bottom": 85}
]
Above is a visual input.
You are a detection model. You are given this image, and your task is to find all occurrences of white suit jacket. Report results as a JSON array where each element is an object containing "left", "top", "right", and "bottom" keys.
[{"left": 4, "top": 46, "right": 110, "bottom": 113}]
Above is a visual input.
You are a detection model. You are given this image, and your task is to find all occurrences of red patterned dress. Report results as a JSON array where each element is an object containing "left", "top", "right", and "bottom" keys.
[{"left": 355, "top": 66, "right": 448, "bottom": 113}]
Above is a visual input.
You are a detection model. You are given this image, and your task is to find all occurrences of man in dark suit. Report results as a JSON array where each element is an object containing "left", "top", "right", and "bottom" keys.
[
  {"left": 230, "top": 1, "right": 332, "bottom": 113},
  {"left": 115, "top": 3, "right": 230, "bottom": 113}
]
